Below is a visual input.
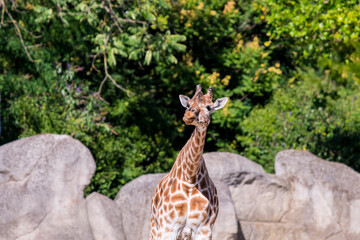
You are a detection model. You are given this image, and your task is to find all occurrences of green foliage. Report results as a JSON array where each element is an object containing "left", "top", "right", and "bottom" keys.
[
  {"left": 164, "top": 0, "right": 286, "bottom": 151},
  {"left": 1, "top": 0, "right": 360, "bottom": 198},
  {"left": 261, "top": 0, "right": 360, "bottom": 63},
  {"left": 233, "top": 0, "right": 360, "bottom": 172},
  {"left": 240, "top": 65, "right": 360, "bottom": 172}
]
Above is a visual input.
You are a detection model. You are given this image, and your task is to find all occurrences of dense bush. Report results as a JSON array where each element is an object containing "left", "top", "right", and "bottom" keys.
[
  {"left": 234, "top": 0, "right": 360, "bottom": 172},
  {"left": 1, "top": 0, "right": 359, "bottom": 197},
  {"left": 239, "top": 67, "right": 360, "bottom": 172},
  {"left": 262, "top": 0, "right": 360, "bottom": 64}
]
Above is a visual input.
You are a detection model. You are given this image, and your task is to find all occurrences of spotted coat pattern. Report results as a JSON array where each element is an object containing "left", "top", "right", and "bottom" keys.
[{"left": 149, "top": 85, "right": 226, "bottom": 240}]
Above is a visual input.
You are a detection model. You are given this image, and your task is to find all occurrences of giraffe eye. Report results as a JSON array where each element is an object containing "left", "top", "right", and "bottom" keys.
[{"left": 206, "top": 105, "right": 212, "bottom": 111}]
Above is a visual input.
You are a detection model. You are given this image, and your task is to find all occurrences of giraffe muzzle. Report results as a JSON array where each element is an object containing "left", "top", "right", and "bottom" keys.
[
  {"left": 183, "top": 111, "right": 196, "bottom": 124},
  {"left": 183, "top": 116, "right": 195, "bottom": 124}
]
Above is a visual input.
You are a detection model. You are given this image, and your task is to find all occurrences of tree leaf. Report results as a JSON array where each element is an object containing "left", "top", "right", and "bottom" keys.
[
  {"left": 108, "top": 48, "right": 116, "bottom": 67},
  {"left": 167, "top": 54, "right": 178, "bottom": 64},
  {"left": 144, "top": 50, "right": 152, "bottom": 65}
]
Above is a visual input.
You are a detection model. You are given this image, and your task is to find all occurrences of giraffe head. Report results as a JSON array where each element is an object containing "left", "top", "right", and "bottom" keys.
[{"left": 179, "top": 84, "right": 228, "bottom": 129}]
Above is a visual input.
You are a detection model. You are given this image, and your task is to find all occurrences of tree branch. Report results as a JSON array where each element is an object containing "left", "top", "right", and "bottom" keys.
[
  {"left": 57, "top": 0, "right": 67, "bottom": 25},
  {"left": 2, "top": 1, "right": 39, "bottom": 62},
  {"left": 102, "top": 0, "right": 123, "bottom": 33},
  {"left": 240, "top": 92, "right": 250, "bottom": 102},
  {"left": 118, "top": 17, "right": 147, "bottom": 25},
  {"left": 102, "top": 0, "right": 147, "bottom": 33},
  {"left": 1, "top": 0, "right": 5, "bottom": 26},
  {"left": 91, "top": 52, "right": 101, "bottom": 72},
  {"left": 18, "top": 23, "right": 42, "bottom": 39},
  {"left": 9, "top": 0, "right": 26, "bottom": 14},
  {"left": 96, "top": 28, "right": 134, "bottom": 98}
]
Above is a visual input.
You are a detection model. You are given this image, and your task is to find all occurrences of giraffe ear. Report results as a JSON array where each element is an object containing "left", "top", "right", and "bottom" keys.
[
  {"left": 213, "top": 97, "right": 228, "bottom": 111},
  {"left": 179, "top": 95, "right": 190, "bottom": 108}
]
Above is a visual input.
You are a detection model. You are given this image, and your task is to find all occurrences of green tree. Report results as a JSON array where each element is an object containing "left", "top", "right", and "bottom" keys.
[
  {"left": 261, "top": 0, "right": 360, "bottom": 65},
  {"left": 1, "top": 0, "right": 280, "bottom": 197},
  {"left": 240, "top": 62, "right": 360, "bottom": 172},
  {"left": 1, "top": 0, "right": 359, "bottom": 198}
]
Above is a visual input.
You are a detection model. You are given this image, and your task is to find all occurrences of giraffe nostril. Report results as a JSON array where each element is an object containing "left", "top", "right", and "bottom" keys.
[{"left": 185, "top": 111, "right": 195, "bottom": 119}]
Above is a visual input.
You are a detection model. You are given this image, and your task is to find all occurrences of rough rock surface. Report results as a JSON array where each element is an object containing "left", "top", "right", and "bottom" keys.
[
  {"left": 0, "top": 134, "right": 96, "bottom": 240},
  {"left": 203, "top": 152, "right": 266, "bottom": 183},
  {"left": 211, "top": 180, "right": 239, "bottom": 240},
  {"left": 274, "top": 150, "right": 360, "bottom": 240},
  {"left": 2, "top": 134, "right": 360, "bottom": 240},
  {"left": 206, "top": 151, "right": 360, "bottom": 240},
  {"left": 87, "top": 192, "right": 125, "bottom": 240},
  {"left": 204, "top": 152, "right": 290, "bottom": 222},
  {"left": 115, "top": 173, "right": 165, "bottom": 240}
]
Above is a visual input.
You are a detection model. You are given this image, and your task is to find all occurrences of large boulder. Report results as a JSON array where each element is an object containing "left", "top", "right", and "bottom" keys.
[
  {"left": 115, "top": 173, "right": 164, "bottom": 240},
  {"left": 204, "top": 152, "right": 290, "bottom": 222},
  {"left": 87, "top": 192, "right": 125, "bottom": 240},
  {"left": 204, "top": 151, "right": 360, "bottom": 240},
  {"left": 204, "top": 152, "right": 292, "bottom": 239},
  {"left": 204, "top": 152, "right": 266, "bottom": 183},
  {"left": 2, "top": 134, "right": 360, "bottom": 240},
  {"left": 274, "top": 150, "right": 360, "bottom": 240},
  {"left": 0, "top": 134, "right": 96, "bottom": 240},
  {"left": 212, "top": 180, "right": 239, "bottom": 240}
]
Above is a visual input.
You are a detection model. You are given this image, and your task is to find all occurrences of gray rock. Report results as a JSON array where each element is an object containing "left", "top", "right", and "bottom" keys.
[
  {"left": 205, "top": 152, "right": 290, "bottom": 222},
  {"left": 16, "top": 200, "right": 94, "bottom": 240},
  {"left": 212, "top": 180, "right": 238, "bottom": 240},
  {"left": 3, "top": 134, "right": 360, "bottom": 240},
  {"left": 0, "top": 134, "right": 96, "bottom": 240},
  {"left": 275, "top": 150, "right": 360, "bottom": 239},
  {"left": 87, "top": 192, "right": 125, "bottom": 240},
  {"left": 204, "top": 152, "right": 265, "bottom": 185},
  {"left": 230, "top": 173, "right": 290, "bottom": 222},
  {"left": 205, "top": 150, "right": 360, "bottom": 240},
  {"left": 275, "top": 150, "right": 360, "bottom": 197},
  {"left": 115, "top": 173, "right": 165, "bottom": 240}
]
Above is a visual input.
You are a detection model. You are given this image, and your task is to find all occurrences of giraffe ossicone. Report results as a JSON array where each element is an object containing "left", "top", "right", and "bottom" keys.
[{"left": 149, "top": 84, "right": 228, "bottom": 240}]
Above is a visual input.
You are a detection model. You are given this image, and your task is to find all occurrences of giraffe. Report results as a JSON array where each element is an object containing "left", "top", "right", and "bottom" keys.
[{"left": 149, "top": 84, "right": 228, "bottom": 240}]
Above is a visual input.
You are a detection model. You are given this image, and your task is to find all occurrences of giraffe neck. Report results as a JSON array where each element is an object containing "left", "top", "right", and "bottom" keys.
[{"left": 176, "top": 126, "right": 207, "bottom": 184}]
